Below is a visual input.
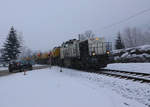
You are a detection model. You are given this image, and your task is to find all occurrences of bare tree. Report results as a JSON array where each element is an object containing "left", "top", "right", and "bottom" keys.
[
  {"left": 143, "top": 31, "right": 150, "bottom": 45},
  {"left": 19, "top": 46, "right": 33, "bottom": 59},
  {"left": 132, "top": 27, "right": 137, "bottom": 46},
  {"left": 78, "top": 30, "right": 95, "bottom": 41},
  {"left": 121, "top": 27, "right": 150, "bottom": 48},
  {"left": 84, "top": 30, "right": 95, "bottom": 38},
  {"left": 123, "top": 27, "right": 134, "bottom": 48}
]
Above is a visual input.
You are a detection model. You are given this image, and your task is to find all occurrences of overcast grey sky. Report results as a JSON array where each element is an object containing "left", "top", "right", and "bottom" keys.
[{"left": 0, "top": 0, "right": 150, "bottom": 51}]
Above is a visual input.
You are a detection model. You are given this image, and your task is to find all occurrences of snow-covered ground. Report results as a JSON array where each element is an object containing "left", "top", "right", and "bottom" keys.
[
  {"left": 0, "top": 67, "right": 149, "bottom": 107},
  {"left": 104, "top": 63, "right": 150, "bottom": 74}
]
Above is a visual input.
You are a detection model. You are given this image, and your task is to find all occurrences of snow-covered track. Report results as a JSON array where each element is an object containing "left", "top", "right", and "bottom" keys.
[
  {"left": 101, "top": 69, "right": 150, "bottom": 76},
  {"left": 94, "top": 69, "right": 150, "bottom": 83}
]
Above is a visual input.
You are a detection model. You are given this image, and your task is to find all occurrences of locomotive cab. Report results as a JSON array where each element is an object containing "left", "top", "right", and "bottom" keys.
[{"left": 79, "top": 37, "right": 112, "bottom": 69}]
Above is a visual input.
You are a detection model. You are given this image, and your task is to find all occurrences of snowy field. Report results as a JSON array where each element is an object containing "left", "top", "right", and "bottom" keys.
[
  {"left": 0, "top": 67, "right": 149, "bottom": 107},
  {"left": 104, "top": 63, "right": 150, "bottom": 74}
]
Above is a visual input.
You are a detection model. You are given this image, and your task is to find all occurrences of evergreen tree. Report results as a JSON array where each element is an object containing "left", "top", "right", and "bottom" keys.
[
  {"left": 1, "top": 26, "right": 21, "bottom": 63},
  {"left": 115, "top": 32, "right": 125, "bottom": 49}
]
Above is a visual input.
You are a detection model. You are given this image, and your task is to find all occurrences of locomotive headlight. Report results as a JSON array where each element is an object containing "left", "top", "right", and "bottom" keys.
[
  {"left": 96, "top": 38, "right": 99, "bottom": 40},
  {"left": 106, "top": 51, "right": 110, "bottom": 55},
  {"left": 92, "top": 52, "right": 96, "bottom": 56}
]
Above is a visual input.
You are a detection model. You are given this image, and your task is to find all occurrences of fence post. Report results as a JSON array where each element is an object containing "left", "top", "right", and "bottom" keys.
[{"left": 24, "top": 70, "right": 26, "bottom": 75}]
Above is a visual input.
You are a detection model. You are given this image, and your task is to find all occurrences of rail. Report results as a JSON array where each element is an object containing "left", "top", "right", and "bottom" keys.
[{"left": 96, "top": 69, "right": 150, "bottom": 83}]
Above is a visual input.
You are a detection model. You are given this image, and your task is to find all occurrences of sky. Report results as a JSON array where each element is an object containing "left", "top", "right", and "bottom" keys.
[{"left": 0, "top": 0, "right": 150, "bottom": 51}]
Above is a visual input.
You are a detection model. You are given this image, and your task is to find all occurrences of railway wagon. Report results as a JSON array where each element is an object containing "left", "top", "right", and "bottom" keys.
[
  {"left": 51, "top": 47, "right": 61, "bottom": 65},
  {"left": 58, "top": 37, "right": 112, "bottom": 70}
]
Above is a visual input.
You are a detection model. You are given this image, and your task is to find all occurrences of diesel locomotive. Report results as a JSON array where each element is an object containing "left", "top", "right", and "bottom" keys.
[{"left": 51, "top": 36, "right": 112, "bottom": 70}]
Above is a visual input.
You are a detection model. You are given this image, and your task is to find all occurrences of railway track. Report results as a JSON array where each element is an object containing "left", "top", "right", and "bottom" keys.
[
  {"left": 60, "top": 67, "right": 150, "bottom": 83},
  {"left": 95, "top": 69, "right": 150, "bottom": 83},
  {"left": 0, "top": 65, "right": 50, "bottom": 77},
  {"left": 1, "top": 65, "right": 150, "bottom": 83}
]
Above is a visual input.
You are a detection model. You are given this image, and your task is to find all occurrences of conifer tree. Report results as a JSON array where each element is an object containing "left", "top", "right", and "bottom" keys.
[
  {"left": 1, "top": 26, "right": 21, "bottom": 63},
  {"left": 115, "top": 32, "right": 125, "bottom": 49}
]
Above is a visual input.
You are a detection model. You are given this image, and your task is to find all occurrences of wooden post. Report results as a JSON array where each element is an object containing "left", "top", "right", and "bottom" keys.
[
  {"left": 60, "top": 66, "right": 62, "bottom": 72},
  {"left": 49, "top": 56, "right": 52, "bottom": 68},
  {"left": 24, "top": 70, "right": 26, "bottom": 75}
]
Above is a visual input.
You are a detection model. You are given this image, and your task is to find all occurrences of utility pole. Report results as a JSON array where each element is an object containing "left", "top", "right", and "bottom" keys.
[{"left": 48, "top": 52, "right": 52, "bottom": 68}]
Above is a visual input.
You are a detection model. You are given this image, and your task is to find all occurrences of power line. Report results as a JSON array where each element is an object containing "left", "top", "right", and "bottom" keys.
[{"left": 101, "top": 8, "right": 150, "bottom": 30}]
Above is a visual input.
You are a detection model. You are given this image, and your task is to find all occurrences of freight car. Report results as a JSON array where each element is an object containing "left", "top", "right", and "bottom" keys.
[
  {"left": 51, "top": 36, "right": 112, "bottom": 70},
  {"left": 51, "top": 47, "right": 61, "bottom": 65}
]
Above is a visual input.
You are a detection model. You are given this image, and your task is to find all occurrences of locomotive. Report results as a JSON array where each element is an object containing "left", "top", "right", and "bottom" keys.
[{"left": 51, "top": 36, "right": 112, "bottom": 70}]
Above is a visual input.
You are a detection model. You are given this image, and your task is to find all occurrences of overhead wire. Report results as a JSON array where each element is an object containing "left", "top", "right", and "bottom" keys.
[{"left": 101, "top": 8, "right": 150, "bottom": 30}]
